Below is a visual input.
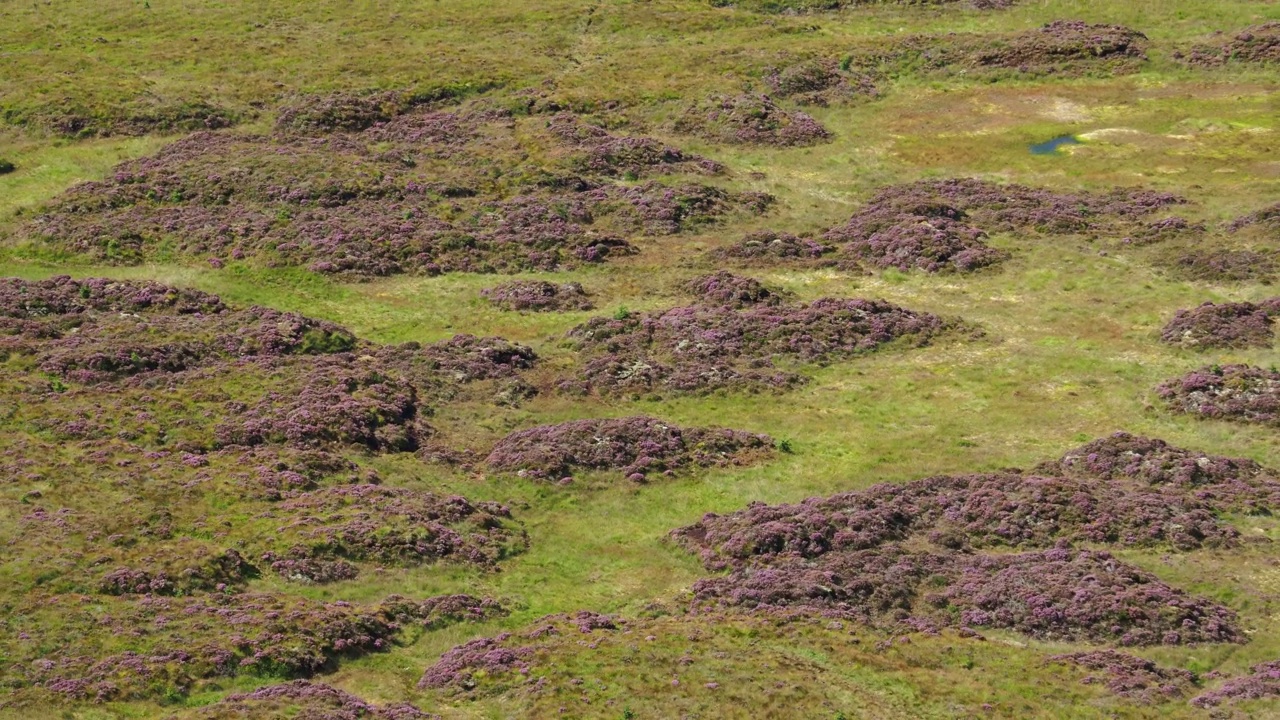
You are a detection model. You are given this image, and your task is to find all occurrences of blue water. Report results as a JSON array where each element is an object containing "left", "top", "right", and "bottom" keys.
[{"left": 1030, "top": 135, "right": 1081, "bottom": 155}]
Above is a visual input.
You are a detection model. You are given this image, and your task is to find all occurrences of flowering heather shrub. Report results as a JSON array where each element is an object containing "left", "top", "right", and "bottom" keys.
[
  {"left": 611, "top": 182, "right": 774, "bottom": 235},
  {"left": 716, "top": 230, "right": 834, "bottom": 265},
  {"left": 827, "top": 212, "right": 1007, "bottom": 273},
  {"left": 763, "top": 59, "right": 879, "bottom": 106},
  {"left": 418, "top": 633, "right": 534, "bottom": 690},
  {"left": 844, "top": 21, "right": 1148, "bottom": 79},
  {"left": 1229, "top": 202, "right": 1280, "bottom": 233},
  {"left": 684, "top": 271, "right": 785, "bottom": 307},
  {"left": 1162, "top": 249, "right": 1276, "bottom": 283},
  {"left": 28, "top": 591, "right": 497, "bottom": 702},
  {"left": 215, "top": 359, "right": 425, "bottom": 450},
  {"left": 546, "top": 114, "right": 724, "bottom": 177},
  {"left": 481, "top": 280, "right": 594, "bottom": 312},
  {"left": 98, "top": 548, "right": 255, "bottom": 595},
  {"left": 276, "top": 90, "right": 421, "bottom": 133},
  {"left": 199, "top": 681, "right": 437, "bottom": 719},
  {"left": 485, "top": 415, "right": 773, "bottom": 481},
  {"left": 379, "top": 594, "right": 508, "bottom": 630},
  {"left": 1157, "top": 364, "right": 1280, "bottom": 427},
  {"left": 835, "top": 178, "right": 1182, "bottom": 239},
  {"left": 1177, "top": 23, "right": 1280, "bottom": 67},
  {"left": 29, "top": 110, "right": 758, "bottom": 276},
  {"left": 709, "top": 0, "right": 1012, "bottom": 14},
  {"left": 265, "top": 484, "right": 524, "bottom": 568},
  {"left": 686, "top": 544, "right": 1241, "bottom": 644},
  {"left": 418, "top": 611, "right": 621, "bottom": 691},
  {"left": 0, "top": 275, "right": 225, "bottom": 318},
  {"left": 675, "top": 94, "right": 831, "bottom": 147},
  {"left": 1048, "top": 650, "right": 1197, "bottom": 704},
  {"left": 1191, "top": 659, "right": 1280, "bottom": 707},
  {"left": 1160, "top": 301, "right": 1278, "bottom": 349},
  {"left": 418, "top": 334, "right": 538, "bottom": 382},
  {"left": 564, "top": 297, "right": 955, "bottom": 395}
]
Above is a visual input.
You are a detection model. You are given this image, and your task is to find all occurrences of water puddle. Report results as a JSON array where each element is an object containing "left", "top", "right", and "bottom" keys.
[{"left": 1030, "top": 135, "right": 1081, "bottom": 155}]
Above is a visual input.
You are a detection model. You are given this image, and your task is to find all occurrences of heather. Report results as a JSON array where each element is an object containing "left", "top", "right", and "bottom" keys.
[
  {"left": 708, "top": 0, "right": 1013, "bottom": 13},
  {"left": 12, "top": 592, "right": 502, "bottom": 703},
  {"left": 684, "top": 271, "right": 785, "bottom": 307},
  {"left": 1047, "top": 651, "right": 1197, "bottom": 703},
  {"left": 485, "top": 415, "right": 773, "bottom": 481},
  {"left": 1191, "top": 659, "right": 1280, "bottom": 707},
  {"left": 1157, "top": 364, "right": 1280, "bottom": 427},
  {"left": 563, "top": 297, "right": 957, "bottom": 395},
  {"left": 1177, "top": 23, "right": 1280, "bottom": 67},
  {"left": 418, "top": 611, "right": 622, "bottom": 691},
  {"left": 1160, "top": 249, "right": 1277, "bottom": 284},
  {"left": 714, "top": 230, "right": 835, "bottom": 266},
  {"left": 674, "top": 94, "right": 832, "bottom": 147},
  {"left": 1160, "top": 300, "right": 1280, "bottom": 349},
  {"left": 481, "top": 280, "right": 594, "bottom": 312},
  {"left": 839, "top": 21, "right": 1149, "bottom": 80},
  {"left": 28, "top": 112, "right": 770, "bottom": 277},
  {"left": 671, "top": 433, "right": 1278, "bottom": 642},
  {"left": 195, "top": 681, "right": 438, "bottom": 719}
]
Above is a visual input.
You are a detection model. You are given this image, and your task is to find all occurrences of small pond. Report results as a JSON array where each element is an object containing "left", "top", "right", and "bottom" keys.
[{"left": 1030, "top": 135, "right": 1081, "bottom": 155}]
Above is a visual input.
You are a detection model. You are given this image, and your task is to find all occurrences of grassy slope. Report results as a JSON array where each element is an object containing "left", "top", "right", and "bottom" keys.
[{"left": 2, "top": 0, "right": 1280, "bottom": 718}]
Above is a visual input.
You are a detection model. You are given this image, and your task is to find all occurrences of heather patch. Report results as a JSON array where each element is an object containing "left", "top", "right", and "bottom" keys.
[
  {"left": 685, "top": 545, "right": 1241, "bottom": 645},
  {"left": 708, "top": 0, "right": 1012, "bottom": 13},
  {"left": 1191, "top": 659, "right": 1280, "bottom": 707},
  {"left": 1048, "top": 651, "right": 1197, "bottom": 704},
  {"left": 275, "top": 90, "right": 431, "bottom": 134},
  {"left": 1160, "top": 301, "right": 1279, "bottom": 349},
  {"left": 1157, "top": 364, "right": 1280, "bottom": 427},
  {"left": 485, "top": 415, "right": 773, "bottom": 481},
  {"left": 1228, "top": 201, "right": 1280, "bottom": 234},
  {"left": 671, "top": 433, "right": 1273, "bottom": 643},
  {"left": 684, "top": 271, "right": 785, "bottom": 308},
  {"left": 419, "top": 611, "right": 622, "bottom": 691},
  {"left": 546, "top": 113, "right": 724, "bottom": 177},
  {"left": 482, "top": 280, "right": 594, "bottom": 312},
  {"left": 563, "top": 297, "right": 956, "bottom": 396},
  {"left": 29, "top": 111, "right": 768, "bottom": 277},
  {"left": 817, "top": 177, "right": 1184, "bottom": 273},
  {"left": 195, "top": 680, "right": 438, "bottom": 719},
  {"left": 418, "top": 334, "right": 538, "bottom": 382},
  {"left": 1177, "top": 23, "right": 1280, "bottom": 68},
  {"left": 675, "top": 94, "right": 831, "bottom": 147},
  {"left": 1161, "top": 249, "right": 1277, "bottom": 284},
  {"left": 764, "top": 59, "right": 879, "bottom": 107},
  {"left": 844, "top": 21, "right": 1149, "bottom": 79},
  {"left": 98, "top": 548, "right": 255, "bottom": 596},
  {"left": 715, "top": 230, "right": 835, "bottom": 266},
  {"left": 14, "top": 592, "right": 499, "bottom": 702},
  {"left": 259, "top": 484, "right": 524, "bottom": 569}
]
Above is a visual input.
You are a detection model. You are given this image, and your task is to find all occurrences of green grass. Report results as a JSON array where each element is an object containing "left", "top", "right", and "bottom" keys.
[{"left": 2, "top": 0, "right": 1280, "bottom": 717}]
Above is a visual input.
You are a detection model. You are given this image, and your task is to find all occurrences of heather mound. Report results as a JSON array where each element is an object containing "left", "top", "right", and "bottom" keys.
[
  {"left": 686, "top": 545, "right": 1240, "bottom": 645},
  {"left": 818, "top": 177, "right": 1183, "bottom": 273},
  {"left": 675, "top": 94, "right": 831, "bottom": 147},
  {"left": 482, "top": 280, "right": 594, "bottom": 312},
  {"left": 1160, "top": 248, "right": 1277, "bottom": 284},
  {"left": 684, "top": 271, "right": 785, "bottom": 307},
  {"left": 485, "top": 415, "right": 773, "bottom": 481},
  {"left": 1157, "top": 364, "right": 1280, "bottom": 427},
  {"left": 419, "top": 611, "right": 621, "bottom": 691},
  {"left": 1048, "top": 651, "right": 1197, "bottom": 704},
  {"left": 13, "top": 592, "right": 502, "bottom": 703},
  {"left": 672, "top": 433, "right": 1273, "bottom": 643},
  {"left": 546, "top": 113, "right": 724, "bottom": 177},
  {"left": 844, "top": 21, "right": 1149, "bottom": 79},
  {"left": 714, "top": 230, "right": 835, "bottom": 265},
  {"left": 708, "top": 0, "right": 1012, "bottom": 13},
  {"left": 1192, "top": 659, "right": 1280, "bottom": 708},
  {"left": 29, "top": 111, "right": 770, "bottom": 277},
  {"left": 193, "top": 681, "right": 438, "bottom": 719},
  {"left": 1178, "top": 23, "right": 1280, "bottom": 68},
  {"left": 563, "top": 297, "right": 957, "bottom": 396},
  {"left": 1160, "top": 300, "right": 1280, "bottom": 349},
  {"left": 764, "top": 59, "right": 879, "bottom": 106}
]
